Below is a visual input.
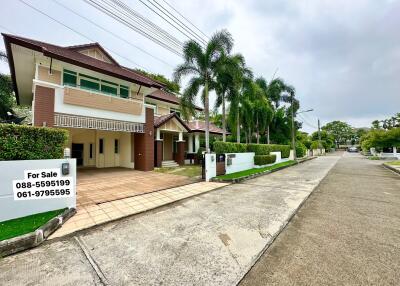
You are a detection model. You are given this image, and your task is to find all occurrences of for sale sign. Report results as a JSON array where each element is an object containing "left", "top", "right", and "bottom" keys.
[{"left": 13, "top": 168, "right": 75, "bottom": 200}]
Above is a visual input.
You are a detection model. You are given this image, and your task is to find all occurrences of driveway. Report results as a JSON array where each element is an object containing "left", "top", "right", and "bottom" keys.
[
  {"left": 0, "top": 156, "right": 339, "bottom": 286},
  {"left": 77, "top": 168, "right": 195, "bottom": 207},
  {"left": 240, "top": 152, "right": 400, "bottom": 285}
]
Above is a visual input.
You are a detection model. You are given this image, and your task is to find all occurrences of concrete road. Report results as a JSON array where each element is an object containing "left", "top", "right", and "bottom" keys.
[
  {"left": 0, "top": 156, "right": 339, "bottom": 286},
  {"left": 240, "top": 152, "right": 400, "bottom": 286}
]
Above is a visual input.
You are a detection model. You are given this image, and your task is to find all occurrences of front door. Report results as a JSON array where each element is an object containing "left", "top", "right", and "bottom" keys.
[{"left": 72, "top": 143, "right": 84, "bottom": 166}]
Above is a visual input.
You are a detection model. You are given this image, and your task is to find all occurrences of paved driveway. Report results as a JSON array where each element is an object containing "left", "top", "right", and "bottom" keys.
[
  {"left": 77, "top": 168, "right": 195, "bottom": 207},
  {"left": 0, "top": 156, "right": 339, "bottom": 286}
]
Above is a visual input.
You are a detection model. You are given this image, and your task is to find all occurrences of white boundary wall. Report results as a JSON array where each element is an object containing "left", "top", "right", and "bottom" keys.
[
  {"left": 0, "top": 159, "right": 76, "bottom": 222},
  {"left": 225, "top": 153, "right": 255, "bottom": 174},
  {"left": 204, "top": 154, "right": 216, "bottom": 182}
]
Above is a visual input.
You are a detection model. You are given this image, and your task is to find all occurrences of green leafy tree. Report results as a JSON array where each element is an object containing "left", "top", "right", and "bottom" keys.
[
  {"left": 322, "top": 121, "right": 355, "bottom": 147},
  {"left": 174, "top": 30, "right": 233, "bottom": 152},
  {"left": 214, "top": 53, "right": 246, "bottom": 142},
  {"left": 371, "top": 120, "right": 380, "bottom": 129},
  {"left": 135, "top": 69, "right": 180, "bottom": 93}
]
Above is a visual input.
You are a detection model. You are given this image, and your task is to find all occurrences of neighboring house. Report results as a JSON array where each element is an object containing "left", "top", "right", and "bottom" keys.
[{"left": 2, "top": 34, "right": 225, "bottom": 170}]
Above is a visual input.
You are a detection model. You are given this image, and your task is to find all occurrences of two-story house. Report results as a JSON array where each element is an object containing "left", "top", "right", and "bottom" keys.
[{"left": 2, "top": 34, "right": 226, "bottom": 171}]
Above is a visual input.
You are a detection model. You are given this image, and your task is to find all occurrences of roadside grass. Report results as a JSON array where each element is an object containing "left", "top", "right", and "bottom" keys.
[
  {"left": 216, "top": 160, "right": 296, "bottom": 180},
  {"left": 368, "top": 156, "right": 381, "bottom": 160},
  {"left": 0, "top": 208, "right": 66, "bottom": 241},
  {"left": 154, "top": 165, "right": 201, "bottom": 178},
  {"left": 387, "top": 161, "right": 400, "bottom": 166}
]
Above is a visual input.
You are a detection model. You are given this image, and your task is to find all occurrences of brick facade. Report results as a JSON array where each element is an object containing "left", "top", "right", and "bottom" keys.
[
  {"left": 33, "top": 85, "right": 55, "bottom": 127},
  {"left": 155, "top": 140, "right": 163, "bottom": 167},
  {"left": 134, "top": 108, "right": 154, "bottom": 171},
  {"left": 176, "top": 141, "right": 185, "bottom": 165}
]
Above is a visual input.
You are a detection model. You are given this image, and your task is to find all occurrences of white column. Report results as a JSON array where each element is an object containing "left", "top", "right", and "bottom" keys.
[
  {"left": 188, "top": 134, "right": 194, "bottom": 153},
  {"left": 156, "top": 128, "right": 161, "bottom": 140},
  {"left": 179, "top": 132, "right": 183, "bottom": 142},
  {"left": 195, "top": 133, "right": 200, "bottom": 152}
]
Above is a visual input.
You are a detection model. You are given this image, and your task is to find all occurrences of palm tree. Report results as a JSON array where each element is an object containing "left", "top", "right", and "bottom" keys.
[
  {"left": 174, "top": 30, "right": 233, "bottom": 152},
  {"left": 214, "top": 53, "right": 246, "bottom": 142},
  {"left": 255, "top": 77, "right": 274, "bottom": 144}
]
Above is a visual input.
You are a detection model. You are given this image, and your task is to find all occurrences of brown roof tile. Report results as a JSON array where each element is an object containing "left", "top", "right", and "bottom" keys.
[
  {"left": 187, "top": 120, "right": 229, "bottom": 135},
  {"left": 2, "top": 34, "right": 164, "bottom": 89},
  {"left": 147, "top": 90, "right": 203, "bottom": 111}
]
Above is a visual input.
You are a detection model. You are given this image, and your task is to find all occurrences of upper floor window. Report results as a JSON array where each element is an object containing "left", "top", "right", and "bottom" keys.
[
  {"left": 170, "top": 108, "right": 181, "bottom": 117},
  {"left": 62, "top": 69, "right": 131, "bottom": 99}
]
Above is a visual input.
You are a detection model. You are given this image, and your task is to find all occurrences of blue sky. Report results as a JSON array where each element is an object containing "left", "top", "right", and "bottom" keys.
[{"left": 1, "top": 0, "right": 399, "bottom": 133}]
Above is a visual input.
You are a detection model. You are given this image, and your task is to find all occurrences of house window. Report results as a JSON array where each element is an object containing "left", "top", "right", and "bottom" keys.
[
  {"left": 101, "top": 84, "right": 118, "bottom": 96},
  {"left": 99, "top": 139, "right": 104, "bottom": 154},
  {"left": 114, "top": 139, "right": 119, "bottom": 154},
  {"left": 170, "top": 108, "right": 181, "bottom": 117},
  {"left": 63, "top": 69, "right": 77, "bottom": 86},
  {"left": 89, "top": 143, "right": 93, "bottom": 159},
  {"left": 120, "top": 85, "right": 129, "bottom": 98},
  {"left": 80, "top": 74, "right": 100, "bottom": 91}
]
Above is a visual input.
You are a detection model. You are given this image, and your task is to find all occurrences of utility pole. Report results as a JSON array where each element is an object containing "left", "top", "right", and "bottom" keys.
[
  {"left": 291, "top": 95, "right": 296, "bottom": 160},
  {"left": 318, "top": 119, "right": 322, "bottom": 154}
]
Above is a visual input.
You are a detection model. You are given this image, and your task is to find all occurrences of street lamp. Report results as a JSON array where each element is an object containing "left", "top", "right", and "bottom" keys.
[{"left": 291, "top": 107, "right": 314, "bottom": 160}]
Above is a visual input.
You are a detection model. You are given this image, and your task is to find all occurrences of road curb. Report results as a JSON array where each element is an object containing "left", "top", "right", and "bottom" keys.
[
  {"left": 0, "top": 208, "right": 76, "bottom": 257},
  {"left": 382, "top": 163, "right": 400, "bottom": 175}
]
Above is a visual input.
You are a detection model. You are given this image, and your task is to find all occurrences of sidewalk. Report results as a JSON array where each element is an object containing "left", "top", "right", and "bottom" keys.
[{"left": 50, "top": 181, "right": 229, "bottom": 239}]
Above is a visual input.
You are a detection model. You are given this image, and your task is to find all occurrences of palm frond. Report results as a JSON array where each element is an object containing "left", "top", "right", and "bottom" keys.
[{"left": 173, "top": 62, "right": 200, "bottom": 83}]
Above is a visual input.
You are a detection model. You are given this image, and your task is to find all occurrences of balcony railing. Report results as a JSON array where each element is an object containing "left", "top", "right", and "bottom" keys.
[{"left": 54, "top": 113, "right": 144, "bottom": 133}]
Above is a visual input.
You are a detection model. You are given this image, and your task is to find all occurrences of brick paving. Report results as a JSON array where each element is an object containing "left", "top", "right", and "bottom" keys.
[
  {"left": 76, "top": 168, "right": 195, "bottom": 207},
  {"left": 50, "top": 181, "right": 228, "bottom": 239}
]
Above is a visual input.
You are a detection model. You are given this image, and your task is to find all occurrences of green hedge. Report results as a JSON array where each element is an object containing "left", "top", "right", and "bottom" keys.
[
  {"left": 296, "top": 142, "right": 307, "bottom": 158},
  {"left": 213, "top": 141, "right": 247, "bottom": 154},
  {"left": 247, "top": 143, "right": 291, "bottom": 158},
  {"left": 213, "top": 141, "right": 291, "bottom": 158},
  {"left": 254, "top": 154, "right": 277, "bottom": 165},
  {"left": 0, "top": 124, "right": 68, "bottom": 160}
]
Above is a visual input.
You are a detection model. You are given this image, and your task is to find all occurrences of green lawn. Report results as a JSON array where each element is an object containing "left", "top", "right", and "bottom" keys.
[
  {"left": 216, "top": 160, "right": 297, "bottom": 180},
  {"left": 0, "top": 208, "right": 66, "bottom": 241},
  {"left": 387, "top": 160, "right": 400, "bottom": 166},
  {"left": 154, "top": 165, "right": 201, "bottom": 178}
]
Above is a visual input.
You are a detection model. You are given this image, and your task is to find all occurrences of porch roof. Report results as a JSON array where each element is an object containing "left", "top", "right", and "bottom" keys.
[
  {"left": 154, "top": 112, "right": 190, "bottom": 132},
  {"left": 187, "top": 120, "right": 230, "bottom": 135}
]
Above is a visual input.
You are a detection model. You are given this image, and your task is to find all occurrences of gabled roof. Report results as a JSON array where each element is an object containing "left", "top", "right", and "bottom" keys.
[
  {"left": 65, "top": 42, "right": 119, "bottom": 66},
  {"left": 187, "top": 120, "right": 230, "bottom": 135},
  {"left": 154, "top": 112, "right": 190, "bottom": 131},
  {"left": 2, "top": 34, "right": 165, "bottom": 93},
  {"left": 147, "top": 89, "right": 203, "bottom": 111}
]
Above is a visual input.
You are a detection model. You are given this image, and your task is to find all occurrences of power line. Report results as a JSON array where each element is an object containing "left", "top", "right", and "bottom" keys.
[
  {"left": 83, "top": 0, "right": 183, "bottom": 56},
  {"left": 109, "top": 0, "right": 183, "bottom": 49},
  {"left": 53, "top": 0, "right": 174, "bottom": 68},
  {"left": 160, "top": 0, "right": 209, "bottom": 40},
  {"left": 138, "top": 0, "right": 207, "bottom": 46},
  {"left": 17, "top": 0, "right": 148, "bottom": 70}
]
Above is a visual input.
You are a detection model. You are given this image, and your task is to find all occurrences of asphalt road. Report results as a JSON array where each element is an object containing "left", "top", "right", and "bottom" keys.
[
  {"left": 0, "top": 156, "right": 339, "bottom": 286},
  {"left": 240, "top": 152, "right": 400, "bottom": 286}
]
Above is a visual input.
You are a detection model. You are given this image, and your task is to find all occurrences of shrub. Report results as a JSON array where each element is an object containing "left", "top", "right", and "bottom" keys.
[
  {"left": 0, "top": 124, "right": 68, "bottom": 160},
  {"left": 213, "top": 141, "right": 247, "bottom": 154},
  {"left": 254, "top": 154, "right": 276, "bottom": 165},
  {"left": 247, "top": 143, "right": 291, "bottom": 158},
  {"left": 296, "top": 142, "right": 307, "bottom": 158},
  {"left": 310, "top": 141, "right": 320, "bottom": 150}
]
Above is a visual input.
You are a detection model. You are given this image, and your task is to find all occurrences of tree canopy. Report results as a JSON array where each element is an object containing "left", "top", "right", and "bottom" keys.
[{"left": 322, "top": 121, "right": 355, "bottom": 147}]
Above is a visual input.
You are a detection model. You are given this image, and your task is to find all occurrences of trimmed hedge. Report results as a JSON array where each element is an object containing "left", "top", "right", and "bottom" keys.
[
  {"left": 213, "top": 141, "right": 291, "bottom": 158},
  {"left": 247, "top": 143, "right": 291, "bottom": 158},
  {"left": 213, "top": 141, "right": 247, "bottom": 154},
  {"left": 296, "top": 142, "right": 307, "bottom": 158},
  {"left": 0, "top": 124, "right": 68, "bottom": 160},
  {"left": 254, "top": 154, "right": 276, "bottom": 166}
]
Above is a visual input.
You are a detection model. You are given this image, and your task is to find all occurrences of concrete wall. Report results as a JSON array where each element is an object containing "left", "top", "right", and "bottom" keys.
[
  {"left": 205, "top": 154, "right": 216, "bottom": 182},
  {"left": 225, "top": 153, "right": 255, "bottom": 175},
  {"left": 0, "top": 159, "right": 76, "bottom": 222}
]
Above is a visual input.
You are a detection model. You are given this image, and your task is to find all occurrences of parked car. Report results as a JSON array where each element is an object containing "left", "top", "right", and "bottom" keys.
[{"left": 348, "top": 146, "right": 358, "bottom": 152}]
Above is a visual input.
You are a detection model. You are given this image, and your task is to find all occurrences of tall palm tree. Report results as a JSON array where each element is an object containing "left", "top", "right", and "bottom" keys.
[
  {"left": 214, "top": 53, "right": 246, "bottom": 142},
  {"left": 174, "top": 30, "right": 233, "bottom": 152},
  {"left": 255, "top": 77, "right": 274, "bottom": 144}
]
